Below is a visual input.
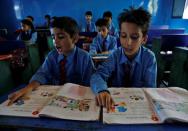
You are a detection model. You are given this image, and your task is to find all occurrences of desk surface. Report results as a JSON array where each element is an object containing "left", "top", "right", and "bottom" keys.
[
  {"left": 0, "top": 116, "right": 188, "bottom": 131},
  {"left": 0, "top": 87, "right": 188, "bottom": 131}
]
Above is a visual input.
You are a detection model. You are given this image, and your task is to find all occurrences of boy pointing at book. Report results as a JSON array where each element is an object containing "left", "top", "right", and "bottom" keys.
[
  {"left": 90, "top": 7, "right": 157, "bottom": 111},
  {"left": 8, "top": 17, "right": 95, "bottom": 106}
]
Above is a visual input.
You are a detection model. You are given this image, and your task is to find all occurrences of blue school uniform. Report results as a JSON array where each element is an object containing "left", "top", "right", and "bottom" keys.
[
  {"left": 17, "top": 30, "right": 37, "bottom": 44},
  {"left": 90, "top": 46, "right": 157, "bottom": 94},
  {"left": 30, "top": 46, "right": 95, "bottom": 86},
  {"left": 108, "top": 22, "right": 119, "bottom": 38},
  {"left": 81, "top": 21, "right": 96, "bottom": 32},
  {"left": 89, "top": 34, "right": 117, "bottom": 55}
]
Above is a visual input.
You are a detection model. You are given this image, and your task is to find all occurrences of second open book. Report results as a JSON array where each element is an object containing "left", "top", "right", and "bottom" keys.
[{"left": 0, "top": 83, "right": 188, "bottom": 124}]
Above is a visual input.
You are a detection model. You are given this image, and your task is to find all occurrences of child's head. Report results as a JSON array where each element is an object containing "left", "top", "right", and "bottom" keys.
[
  {"left": 26, "top": 16, "right": 34, "bottom": 22},
  {"left": 45, "top": 14, "right": 51, "bottom": 22},
  {"left": 85, "top": 11, "right": 92, "bottom": 22},
  {"left": 51, "top": 16, "right": 79, "bottom": 55},
  {"left": 95, "top": 18, "right": 109, "bottom": 38},
  {"left": 103, "top": 11, "right": 112, "bottom": 25},
  {"left": 21, "top": 19, "right": 34, "bottom": 31},
  {"left": 118, "top": 7, "right": 151, "bottom": 59}
]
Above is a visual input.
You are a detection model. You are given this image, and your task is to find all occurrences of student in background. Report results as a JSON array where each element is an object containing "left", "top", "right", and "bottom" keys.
[
  {"left": 103, "top": 11, "right": 119, "bottom": 37},
  {"left": 89, "top": 18, "right": 117, "bottom": 55},
  {"left": 8, "top": 16, "right": 95, "bottom": 106},
  {"left": 50, "top": 16, "right": 57, "bottom": 27},
  {"left": 44, "top": 14, "right": 51, "bottom": 28},
  {"left": 16, "top": 19, "right": 37, "bottom": 44},
  {"left": 81, "top": 11, "right": 96, "bottom": 32},
  {"left": 26, "top": 15, "right": 35, "bottom": 28},
  {"left": 90, "top": 7, "right": 157, "bottom": 111},
  {"left": 26, "top": 15, "right": 34, "bottom": 23}
]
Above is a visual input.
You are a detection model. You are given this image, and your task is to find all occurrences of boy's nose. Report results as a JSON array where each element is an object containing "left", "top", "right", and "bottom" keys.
[
  {"left": 54, "top": 37, "right": 60, "bottom": 43},
  {"left": 126, "top": 38, "right": 132, "bottom": 46},
  {"left": 53, "top": 39, "right": 59, "bottom": 46}
]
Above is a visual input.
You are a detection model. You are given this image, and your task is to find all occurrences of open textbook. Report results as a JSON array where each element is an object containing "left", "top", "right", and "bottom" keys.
[
  {"left": 0, "top": 84, "right": 188, "bottom": 124},
  {"left": 103, "top": 87, "right": 188, "bottom": 124},
  {"left": 0, "top": 83, "right": 100, "bottom": 121}
]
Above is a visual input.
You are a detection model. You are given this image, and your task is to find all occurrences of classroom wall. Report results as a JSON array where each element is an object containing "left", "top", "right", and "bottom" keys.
[
  {"left": 1, "top": 0, "right": 188, "bottom": 35},
  {"left": 13, "top": 0, "right": 149, "bottom": 28},
  {"left": 155, "top": 0, "right": 188, "bottom": 32},
  {"left": 0, "top": 0, "right": 19, "bottom": 39}
]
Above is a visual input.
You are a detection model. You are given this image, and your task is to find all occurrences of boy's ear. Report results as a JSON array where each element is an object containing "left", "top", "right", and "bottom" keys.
[
  {"left": 72, "top": 34, "right": 79, "bottom": 44},
  {"left": 142, "top": 35, "right": 148, "bottom": 45}
]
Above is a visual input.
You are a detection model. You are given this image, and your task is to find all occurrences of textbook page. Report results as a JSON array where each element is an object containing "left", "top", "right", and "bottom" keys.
[
  {"left": 144, "top": 87, "right": 188, "bottom": 123},
  {"left": 103, "top": 88, "right": 160, "bottom": 124},
  {"left": 39, "top": 83, "right": 100, "bottom": 121},
  {"left": 0, "top": 85, "right": 60, "bottom": 117}
]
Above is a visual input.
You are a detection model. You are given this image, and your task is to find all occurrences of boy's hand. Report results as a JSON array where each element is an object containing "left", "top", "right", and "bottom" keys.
[
  {"left": 7, "top": 81, "right": 40, "bottom": 106},
  {"left": 95, "top": 91, "right": 114, "bottom": 112}
]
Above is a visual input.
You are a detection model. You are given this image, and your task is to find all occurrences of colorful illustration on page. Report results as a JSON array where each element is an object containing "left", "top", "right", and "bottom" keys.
[
  {"left": 110, "top": 101, "right": 127, "bottom": 113},
  {"left": 48, "top": 96, "right": 92, "bottom": 111},
  {"left": 14, "top": 96, "right": 30, "bottom": 106}
]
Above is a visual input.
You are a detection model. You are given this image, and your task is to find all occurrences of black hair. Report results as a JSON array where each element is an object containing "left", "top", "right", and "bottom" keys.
[
  {"left": 51, "top": 16, "right": 79, "bottom": 38},
  {"left": 26, "top": 15, "right": 34, "bottom": 21},
  {"left": 103, "top": 11, "right": 112, "bottom": 18},
  {"left": 118, "top": 7, "right": 151, "bottom": 36},
  {"left": 85, "top": 11, "right": 92, "bottom": 16},
  {"left": 21, "top": 19, "right": 34, "bottom": 30},
  {"left": 95, "top": 18, "right": 109, "bottom": 29},
  {"left": 45, "top": 14, "right": 51, "bottom": 20}
]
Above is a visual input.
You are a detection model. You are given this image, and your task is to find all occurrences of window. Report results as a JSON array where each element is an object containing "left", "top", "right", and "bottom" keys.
[
  {"left": 183, "top": 0, "right": 188, "bottom": 19},
  {"left": 172, "top": 0, "right": 186, "bottom": 18}
]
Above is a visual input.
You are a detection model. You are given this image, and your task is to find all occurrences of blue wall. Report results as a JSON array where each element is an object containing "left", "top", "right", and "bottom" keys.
[
  {"left": 1, "top": 0, "right": 188, "bottom": 35},
  {"left": 14, "top": 0, "right": 149, "bottom": 27},
  {"left": 0, "top": 0, "right": 19, "bottom": 39}
]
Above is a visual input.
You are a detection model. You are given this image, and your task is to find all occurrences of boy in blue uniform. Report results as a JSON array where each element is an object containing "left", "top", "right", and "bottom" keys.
[
  {"left": 81, "top": 11, "right": 96, "bottom": 32},
  {"left": 90, "top": 7, "right": 157, "bottom": 111},
  {"left": 16, "top": 19, "right": 37, "bottom": 44},
  {"left": 89, "top": 18, "right": 117, "bottom": 55},
  {"left": 8, "top": 17, "right": 95, "bottom": 105},
  {"left": 103, "top": 11, "right": 119, "bottom": 37}
]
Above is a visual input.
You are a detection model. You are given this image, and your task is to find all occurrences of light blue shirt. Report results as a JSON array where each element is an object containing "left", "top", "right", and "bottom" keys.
[
  {"left": 81, "top": 21, "right": 96, "bottom": 32},
  {"left": 17, "top": 30, "right": 37, "bottom": 44},
  {"left": 90, "top": 46, "right": 157, "bottom": 94},
  {"left": 30, "top": 46, "right": 95, "bottom": 86},
  {"left": 109, "top": 22, "right": 119, "bottom": 38},
  {"left": 89, "top": 34, "right": 117, "bottom": 55}
]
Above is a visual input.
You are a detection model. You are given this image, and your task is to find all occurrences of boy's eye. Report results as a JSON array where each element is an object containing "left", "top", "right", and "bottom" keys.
[
  {"left": 120, "top": 33, "right": 140, "bottom": 41},
  {"left": 120, "top": 33, "right": 127, "bottom": 38},
  {"left": 130, "top": 35, "right": 139, "bottom": 40},
  {"left": 51, "top": 34, "right": 65, "bottom": 39},
  {"left": 57, "top": 35, "right": 65, "bottom": 39}
]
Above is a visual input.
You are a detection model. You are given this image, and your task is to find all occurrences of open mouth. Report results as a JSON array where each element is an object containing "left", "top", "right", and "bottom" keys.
[{"left": 55, "top": 46, "right": 62, "bottom": 53}]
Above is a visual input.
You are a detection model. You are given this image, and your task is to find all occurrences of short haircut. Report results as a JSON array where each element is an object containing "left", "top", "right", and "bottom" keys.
[
  {"left": 85, "top": 11, "right": 92, "bottom": 16},
  {"left": 45, "top": 14, "right": 51, "bottom": 19},
  {"left": 26, "top": 15, "right": 34, "bottom": 21},
  {"left": 95, "top": 18, "right": 109, "bottom": 28},
  {"left": 118, "top": 7, "right": 151, "bottom": 36},
  {"left": 21, "top": 19, "right": 34, "bottom": 30},
  {"left": 103, "top": 11, "right": 112, "bottom": 18},
  {"left": 51, "top": 16, "right": 79, "bottom": 38}
]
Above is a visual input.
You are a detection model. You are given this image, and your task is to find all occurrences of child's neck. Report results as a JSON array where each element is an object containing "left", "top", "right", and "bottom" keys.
[
  {"left": 63, "top": 46, "right": 75, "bottom": 56},
  {"left": 124, "top": 51, "right": 139, "bottom": 62}
]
